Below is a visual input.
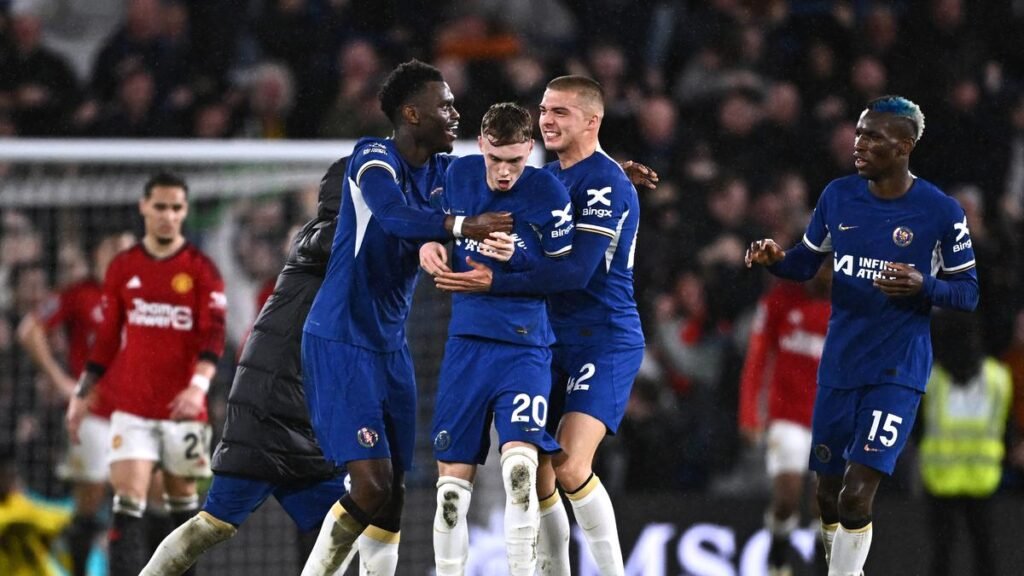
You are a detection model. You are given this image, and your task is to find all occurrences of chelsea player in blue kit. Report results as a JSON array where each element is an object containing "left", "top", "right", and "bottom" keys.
[
  {"left": 746, "top": 96, "right": 979, "bottom": 576},
  {"left": 435, "top": 76, "right": 645, "bottom": 576},
  {"left": 420, "top": 103, "right": 574, "bottom": 576},
  {"left": 298, "top": 61, "right": 513, "bottom": 576}
]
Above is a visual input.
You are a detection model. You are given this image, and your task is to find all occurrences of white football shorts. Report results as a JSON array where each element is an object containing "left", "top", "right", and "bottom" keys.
[
  {"left": 59, "top": 413, "right": 110, "bottom": 483},
  {"left": 109, "top": 410, "right": 212, "bottom": 478},
  {"left": 766, "top": 419, "right": 813, "bottom": 477}
]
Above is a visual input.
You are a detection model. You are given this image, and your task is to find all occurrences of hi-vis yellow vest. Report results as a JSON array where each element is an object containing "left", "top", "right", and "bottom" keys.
[{"left": 920, "top": 358, "right": 1012, "bottom": 497}]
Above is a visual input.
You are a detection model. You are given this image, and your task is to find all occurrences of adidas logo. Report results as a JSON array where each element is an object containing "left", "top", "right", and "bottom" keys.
[{"left": 127, "top": 276, "right": 142, "bottom": 289}]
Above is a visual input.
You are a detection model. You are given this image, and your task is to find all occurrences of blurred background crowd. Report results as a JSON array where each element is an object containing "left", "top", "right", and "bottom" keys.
[{"left": 3, "top": 0, "right": 1024, "bottom": 528}]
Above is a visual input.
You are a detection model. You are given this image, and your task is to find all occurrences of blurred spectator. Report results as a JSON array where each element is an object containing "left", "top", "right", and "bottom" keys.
[
  {"left": 89, "top": 64, "right": 162, "bottom": 136},
  {"left": 847, "top": 54, "right": 888, "bottom": 111},
  {"left": 90, "top": 0, "right": 180, "bottom": 103},
  {"left": 0, "top": 6, "right": 79, "bottom": 136},
  {"left": 948, "top": 185, "right": 1019, "bottom": 353},
  {"left": 631, "top": 94, "right": 677, "bottom": 176},
  {"left": 190, "top": 99, "right": 234, "bottom": 138},
  {"left": 892, "top": 0, "right": 987, "bottom": 113},
  {"left": 502, "top": 52, "right": 546, "bottom": 113},
  {"left": 760, "top": 81, "right": 813, "bottom": 173},
  {"left": 806, "top": 120, "right": 856, "bottom": 198},
  {"left": 238, "top": 61, "right": 294, "bottom": 139},
  {"left": 253, "top": 0, "right": 327, "bottom": 136},
  {"left": 709, "top": 91, "right": 767, "bottom": 184},
  {"left": 319, "top": 38, "right": 389, "bottom": 139},
  {"left": 920, "top": 310, "right": 1010, "bottom": 576}
]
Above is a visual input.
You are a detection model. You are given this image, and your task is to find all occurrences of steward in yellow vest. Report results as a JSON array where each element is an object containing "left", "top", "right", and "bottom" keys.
[
  {"left": 920, "top": 357, "right": 1012, "bottom": 497},
  {"left": 919, "top": 310, "right": 1010, "bottom": 576}
]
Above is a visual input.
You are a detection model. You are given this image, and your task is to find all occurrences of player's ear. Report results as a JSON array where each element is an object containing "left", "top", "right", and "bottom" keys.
[
  {"left": 477, "top": 135, "right": 485, "bottom": 153},
  {"left": 901, "top": 138, "right": 915, "bottom": 157},
  {"left": 401, "top": 103, "right": 419, "bottom": 126}
]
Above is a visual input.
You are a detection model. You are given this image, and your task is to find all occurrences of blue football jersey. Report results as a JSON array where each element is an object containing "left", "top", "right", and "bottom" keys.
[
  {"left": 304, "top": 138, "right": 454, "bottom": 351},
  {"left": 544, "top": 151, "right": 644, "bottom": 347},
  {"left": 445, "top": 156, "right": 574, "bottom": 347},
  {"left": 803, "top": 175, "right": 977, "bottom": 391}
]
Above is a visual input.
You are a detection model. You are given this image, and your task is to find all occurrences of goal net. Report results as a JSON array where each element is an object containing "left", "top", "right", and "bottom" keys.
[{"left": 0, "top": 138, "right": 542, "bottom": 575}]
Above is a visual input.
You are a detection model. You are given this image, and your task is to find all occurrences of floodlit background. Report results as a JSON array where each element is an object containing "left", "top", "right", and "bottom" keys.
[{"left": 2, "top": 0, "right": 1024, "bottom": 574}]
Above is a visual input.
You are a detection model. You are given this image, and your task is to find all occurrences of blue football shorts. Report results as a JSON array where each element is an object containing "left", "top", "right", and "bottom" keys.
[
  {"left": 301, "top": 333, "right": 417, "bottom": 472},
  {"left": 809, "top": 382, "right": 922, "bottom": 476},
  {"left": 202, "top": 472, "right": 348, "bottom": 532},
  {"left": 548, "top": 342, "right": 645, "bottom": 435},
  {"left": 432, "top": 336, "right": 560, "bottom": 464}
]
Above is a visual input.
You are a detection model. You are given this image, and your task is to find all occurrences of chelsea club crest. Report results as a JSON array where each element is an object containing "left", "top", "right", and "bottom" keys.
[{"left": 892, "top": 226, "right": 913, "bottom": 247}]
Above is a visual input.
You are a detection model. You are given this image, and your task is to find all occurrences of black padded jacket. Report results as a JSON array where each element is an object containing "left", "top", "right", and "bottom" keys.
[{"left": 210, "top": 157, "right": 347, "bottom": 484}]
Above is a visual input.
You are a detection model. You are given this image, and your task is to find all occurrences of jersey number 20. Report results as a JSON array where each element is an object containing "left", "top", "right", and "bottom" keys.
[{"left": 511, "top": 394, "right": 548, "bottom": 427}]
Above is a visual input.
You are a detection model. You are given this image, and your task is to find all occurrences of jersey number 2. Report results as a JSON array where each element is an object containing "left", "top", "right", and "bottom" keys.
[
  {"left": 867, "top": 410, "right": 903, "bottom": 448},
  {"left": 184, "top": 432, "right": 200, "bottom": 459}
]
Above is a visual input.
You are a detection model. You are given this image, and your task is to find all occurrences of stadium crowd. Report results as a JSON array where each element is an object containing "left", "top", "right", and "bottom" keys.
[{"left": 3, "top": 0, "right": 1024, "bottom": 570}]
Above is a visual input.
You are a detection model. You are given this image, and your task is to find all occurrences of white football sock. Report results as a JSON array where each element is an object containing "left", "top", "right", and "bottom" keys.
[
  {"left": 139, "top": 511, "right": 237, "bottom": 575},
  {"left": 301, "top": 501, "right": 364, "bottom": 576},
  {"left": 433, "top": 476, "right": 473, "bottom": 576},
  {"left": 567, "top": 474, "right": 624, "bottom": 576},
  {"left": 820, "top": 522, "right": 839, "bottom": 565},
  {"left": 766, "top": 510, "right": 799, "bottom": 537},
  {"left": 828, "top": 523, "right": 872, "bottom": 576},
  {"left": 537, "top": 491, "right": 570, "bottom": 576},
  {"left": 357, "top": 525, "right": 399, "bottom": 576},
  {"left": 501, "top": 446, "right": 540, "bottom": 576}
]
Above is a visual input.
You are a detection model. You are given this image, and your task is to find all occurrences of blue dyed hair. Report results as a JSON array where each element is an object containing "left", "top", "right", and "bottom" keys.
[{"left": 866, "top": 95, "right": 925, "bottom": 142}]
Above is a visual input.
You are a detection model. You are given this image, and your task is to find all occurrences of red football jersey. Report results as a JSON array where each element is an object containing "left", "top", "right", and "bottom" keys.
[
  {"left": 37, "top": 279, "right": 115, "bottom": 417},
  {"left": 739, "top": 281, "right": 830, "bottom": 429},
  {"left": 88, "top": 243, "right": 226, "bottom": 420}
]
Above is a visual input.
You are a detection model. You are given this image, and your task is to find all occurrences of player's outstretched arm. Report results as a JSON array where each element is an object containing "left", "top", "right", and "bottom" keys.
[
  {"left": 449, "top": 212, "right": 514, "bottom": 241},
  {"left": 748, "top": 240, "right": 827, "bottom": 282}
]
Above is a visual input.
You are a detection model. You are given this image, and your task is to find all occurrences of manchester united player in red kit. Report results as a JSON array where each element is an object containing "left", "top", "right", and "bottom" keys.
[
  {"left": 18, "top": 232, "right": 133, "bottom": 575},
  {"left": 68, "top": 173, "right": 227, "bottom": 576},
  {"left": 739, "top": 266, "right": 830, "bottom": 576}
]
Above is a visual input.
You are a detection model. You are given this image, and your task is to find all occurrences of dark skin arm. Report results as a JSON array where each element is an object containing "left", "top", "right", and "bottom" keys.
[
  {"left": 620, "top": 161, "right": 659, "bottom": 189},
  {"left": 873, "top": 262, "right": 923, "bottom": 297},
  {"left": 445, "top": 212, "right": 514, "bottom": 241}
]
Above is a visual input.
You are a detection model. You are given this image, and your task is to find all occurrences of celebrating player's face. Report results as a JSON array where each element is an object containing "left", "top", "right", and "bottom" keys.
[
  {"left": 413, "top": 81, "right": 460, "bottom": 154},
  {"left": 538, "top": 88, "right": 592, "bottom": 153},
  {"left": 139, "top": 186, "right": 188, "bottom": 245},
  {"left": 479, "top": 136, "right": 533, "bottom": 192}
]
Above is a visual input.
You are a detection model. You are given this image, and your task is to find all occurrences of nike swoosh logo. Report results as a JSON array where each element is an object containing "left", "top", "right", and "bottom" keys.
[
  {"left": 838, "top": 223, "right": 858, "bottom": 231},
  {"left": 863, "top": 443, "right": 884, "bottom": 453}
]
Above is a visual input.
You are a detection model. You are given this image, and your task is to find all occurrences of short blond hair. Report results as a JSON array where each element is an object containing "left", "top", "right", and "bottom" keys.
[{"left": 546, "top": 75, "right": 605, "bottom": 117}]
